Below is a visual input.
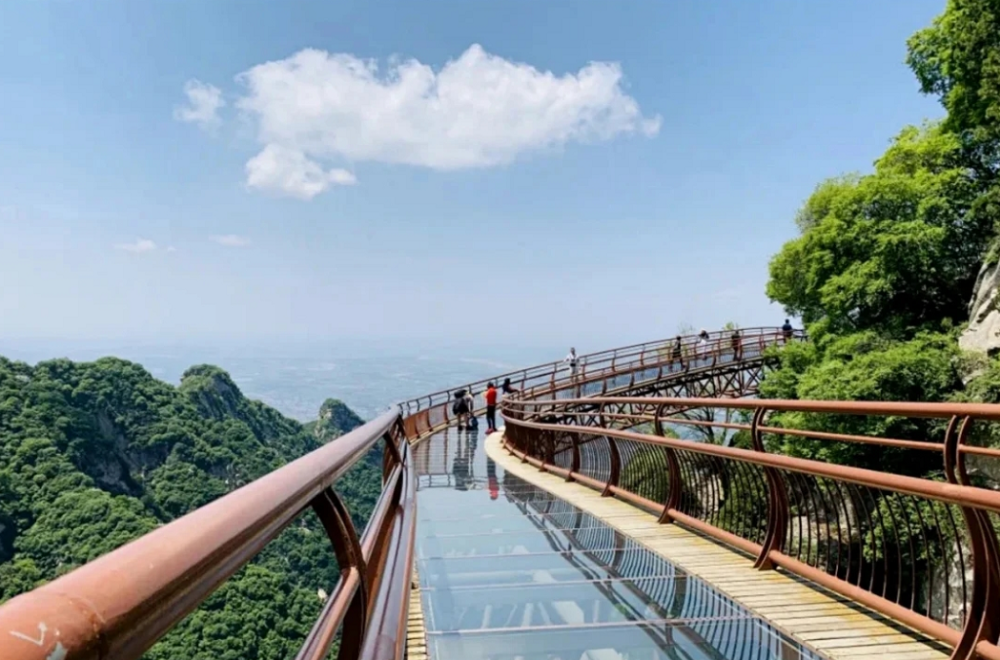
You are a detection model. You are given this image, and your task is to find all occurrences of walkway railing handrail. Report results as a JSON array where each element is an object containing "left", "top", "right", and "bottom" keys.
[
  {"left": 400, "top": 327, "right": 800, "bottom": 415},
  {"left": 0, "top": 326, "right": 797, "bottom": 660},
  {"left": 0, "top": 411, "right": 416, "bottom": 660},
  {"left": 501, "top": 395, "right": 1000, "bottom": 660},
  {"left": 401, "top": 328, "right": 802, "bottom": 441}
]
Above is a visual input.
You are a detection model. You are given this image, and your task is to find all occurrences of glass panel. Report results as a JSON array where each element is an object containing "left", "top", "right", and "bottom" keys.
[
  {"left": 416, "top": 511, "right": 609, "bottom": 537},
  {"left": 412, "top": 427, "right": 829, "bottom": 660},
  {"left": 428, "top": 619, "right": 822, "bottom": 660},
  {"left": 424, "top": 576, "right": 753, "bottom": 632},
  {"left": 419, "top": 549, "right": 666, "bottom": 588},
  {"left": 418, "top": 528, "right": 632, "bottom": 558}
]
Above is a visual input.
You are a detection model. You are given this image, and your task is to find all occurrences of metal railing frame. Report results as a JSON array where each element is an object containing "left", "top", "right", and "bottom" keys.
[
  {"left": 0, "top": 413, "right": 415, "bottom": 660},
  {"left": 502, "top": 395, "right": 1000, "bottom": 660},
  {"left": 0, "top": 327, "right": 797, "bottom": 660}
]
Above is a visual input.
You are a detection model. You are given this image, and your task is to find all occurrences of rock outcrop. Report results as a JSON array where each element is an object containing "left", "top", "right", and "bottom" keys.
[
  {"left": 308, "top": 398, "right": 365, "bottom": 443},
  {"left": 960, "top": 254, "right": 1000, "bottom": 356}
]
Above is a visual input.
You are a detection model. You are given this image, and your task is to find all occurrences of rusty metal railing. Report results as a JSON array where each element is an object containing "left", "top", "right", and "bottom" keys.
[
  {"left": 0, "top": 411, "right": 416, "bottom": 660},
  {"left": 401, "top": 327, "right": 802, "bottom": 441},
  {"left": 0, "top": 326, "right": 800, "bottom": 660},
  {"left": 501, "top": 395, "right": 1000, "bottom": 660}
]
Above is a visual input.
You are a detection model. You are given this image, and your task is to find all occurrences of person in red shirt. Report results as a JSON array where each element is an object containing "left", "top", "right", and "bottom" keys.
[{"left": 484, "top": 382, "right": 498, "bottom": 433}]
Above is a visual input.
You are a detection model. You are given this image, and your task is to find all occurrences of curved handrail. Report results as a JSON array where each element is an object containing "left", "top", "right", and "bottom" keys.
[
  {"left": 0, "top": 326, "right": 799, "bottom": 660},
  {"left": 0, "top": 411, "right": 415, "bottom": 660},
  {"left": 501, "top": 394, "right": 1000, "bottom": 660},
  {"left": 399, "top": 327, "right": 800, "bottom": 415},
  {"left": 402, "top": 328, "right": 802, "bottom": 441}
]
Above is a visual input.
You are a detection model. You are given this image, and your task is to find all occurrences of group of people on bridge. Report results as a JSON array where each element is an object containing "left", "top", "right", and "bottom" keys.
[
  {"left": 452, "top": 378, "right": 518, "bottom": 433},
  {"left": 452, "top": 321, "right": 795, "bottom": 432}
]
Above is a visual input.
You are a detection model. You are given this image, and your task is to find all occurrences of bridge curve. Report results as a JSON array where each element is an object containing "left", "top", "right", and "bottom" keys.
[{"left": 5, "top": 328, "right": 1000, "bottom": 660}]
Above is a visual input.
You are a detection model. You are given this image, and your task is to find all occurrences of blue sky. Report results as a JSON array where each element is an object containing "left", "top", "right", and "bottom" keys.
[{"left": 0, "top": 0, "right": 945, "bottom": 351}]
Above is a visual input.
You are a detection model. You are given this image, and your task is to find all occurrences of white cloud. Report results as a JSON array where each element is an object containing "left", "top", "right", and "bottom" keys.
[
  {"left": 115, "top": 238, "right": 157, "bottom": 253},
  {"left": 234, "top": 44, "right": 658, "bottom": 198},
  {"left": 166, "top": 246, "right": 177, "bottom": 252},
  {"left": 210, "top": 234, "right": 251, "bottom": 247},
  {"left": 245, "top": 144, "right": 356, "bottom": 199},
  {"left": 174, "top": 79, "right": 225, "bottom": 130}
]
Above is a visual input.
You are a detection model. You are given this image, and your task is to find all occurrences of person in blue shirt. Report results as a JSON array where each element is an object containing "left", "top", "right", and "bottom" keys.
[{"left": 781, "top": 319, "right": 794, "bottom": 343}]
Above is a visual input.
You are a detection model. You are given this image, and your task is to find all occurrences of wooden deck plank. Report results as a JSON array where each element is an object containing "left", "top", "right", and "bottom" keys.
[
  {"left": 406, "top": 564, "right": 429, "bottom": 660},
  {"left": 485, "top": 432, "right": 951, "bottom": 660}
]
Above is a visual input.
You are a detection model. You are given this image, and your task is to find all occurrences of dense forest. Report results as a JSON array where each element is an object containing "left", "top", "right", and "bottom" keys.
[
  {"left": 762, "top": 0, "right": 1000, "bottom": 473},
  {"left": 0, "top": 357, "right": 378, "bottom": 659}
]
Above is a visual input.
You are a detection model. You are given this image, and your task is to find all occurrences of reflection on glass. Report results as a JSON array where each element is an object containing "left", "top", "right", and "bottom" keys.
[{"left": 413, "top": 425, "right": 826, "bottom": 660}]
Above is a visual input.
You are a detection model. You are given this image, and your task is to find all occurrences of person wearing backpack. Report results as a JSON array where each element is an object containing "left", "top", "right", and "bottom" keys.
[{"left": 452, "top": 390, "right": 470, "bottom": 429}]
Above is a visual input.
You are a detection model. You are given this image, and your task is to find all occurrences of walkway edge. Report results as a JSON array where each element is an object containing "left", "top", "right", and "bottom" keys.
[
  {"left": 485, "top": 431, "right": 951, "bottom": 660},
  {"left": 405, "top": 563, "right": 428, "bottom": 660}
]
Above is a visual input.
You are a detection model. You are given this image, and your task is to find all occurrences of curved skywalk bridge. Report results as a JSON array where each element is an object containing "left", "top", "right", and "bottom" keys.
[{"left": 3, "top": 329, "right": 1000, "bottom": 660}]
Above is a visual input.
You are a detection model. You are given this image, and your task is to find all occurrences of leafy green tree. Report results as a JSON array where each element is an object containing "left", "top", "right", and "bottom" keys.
[
  {"left": 768, "top": 124, "right": 994, "bottom": 337},
  {"left": 908, "top": 0, "right": 1000, "bottom": 144}
]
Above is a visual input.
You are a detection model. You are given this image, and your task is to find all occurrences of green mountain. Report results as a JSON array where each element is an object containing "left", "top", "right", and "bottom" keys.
[
  {"left": 0, "top": 356, "right": 381, "bottom": 659},
  {"left": 303, "top": 398, "right": 366, "bottom": 442}
]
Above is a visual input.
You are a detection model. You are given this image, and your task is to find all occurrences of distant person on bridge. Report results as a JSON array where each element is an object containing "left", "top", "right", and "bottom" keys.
[
  {"left": 697, "top": 330, "right": 710, "bottom": 359},
  {"left": 452, "top": 389, "right": 471, "bottom": 429},
  {"left": 484, "top": 382, "right": 498, "bottom": 433},
  {"left": 671, "top": 336, "right": 684, "bottom": 370},
  {"left": 730, "top": 328, "right": 742, "bottom": 361},
  {"left": 565, "top": 347, "right": 579, "bottom": 380},
  {"left": 782, "top": 319, "right": 794, "bottom": 343},
  {"left": 502, "top": 378, "right": 518, "bottom": 396}
]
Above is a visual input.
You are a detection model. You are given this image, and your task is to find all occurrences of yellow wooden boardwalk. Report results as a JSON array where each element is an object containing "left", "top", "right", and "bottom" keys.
[
  {"left": 405, "top": 564, "right": 428, "bottom": 660},
  {"left": 485, "top": 432, "right": 952, "bottom": 660}
]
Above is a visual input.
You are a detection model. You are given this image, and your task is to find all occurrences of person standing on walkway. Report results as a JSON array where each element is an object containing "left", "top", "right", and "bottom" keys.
[
  {"left": 565, "top": 347, "right": 579, "bottom": 380},
  {"left": 671, "top": 336, "right": 684, "bottom": 370},
  {"left": 730, "top": 328, "right": 742, "bottom": 361},
  {"left": 502, "top": 378, "right": 518, "bottom": 396},
  {"left": 782, "top": 319, "right": 794, "bottom": 343},
  {"left": 696, "top": 330, "right": 710, "bottom": 360},
  {"left": 484, "top": 382, "right": 498, "bottom": 433},
  {"left": 452, "top": 390, "right": 470, "bottom": 429}
]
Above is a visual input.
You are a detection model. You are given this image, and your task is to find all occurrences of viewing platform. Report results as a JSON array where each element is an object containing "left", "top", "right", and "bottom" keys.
[{"left": 4, "top": 329, "right": 1000, "bottom": 660}]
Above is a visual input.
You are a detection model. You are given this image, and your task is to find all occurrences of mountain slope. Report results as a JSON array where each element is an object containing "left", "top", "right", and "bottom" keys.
[{"left": 0, "top": 356, "right": 380, "bottom": 659}]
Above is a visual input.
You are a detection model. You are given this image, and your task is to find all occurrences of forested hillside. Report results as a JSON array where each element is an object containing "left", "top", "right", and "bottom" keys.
[
  {"left": 763, "top": 0, "right": 1000, "bottom": 474},
  {"left": 0, "top": 357, "right": 378, "bottom": 659}
]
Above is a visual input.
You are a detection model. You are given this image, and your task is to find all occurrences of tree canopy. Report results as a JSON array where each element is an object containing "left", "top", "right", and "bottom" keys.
[
  {"left": 767, "top": 124, "right": 993, "bottom": 337},
  {"left": 763, "top": 0, "right": 1000, "bottom": 475},
  {"left": 908, "top": 0, "right": 1000, "bottom": 141}
]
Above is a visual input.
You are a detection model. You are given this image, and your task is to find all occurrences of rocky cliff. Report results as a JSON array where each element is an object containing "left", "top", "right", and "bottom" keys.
[{"left": 960, "top": 250, "right": 1000, "bottom": 357}]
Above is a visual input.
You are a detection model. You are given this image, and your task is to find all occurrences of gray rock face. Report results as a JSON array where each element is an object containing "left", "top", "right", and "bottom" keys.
[{"left": 960, "top": 257, "right": 1000, "bottom": 355}]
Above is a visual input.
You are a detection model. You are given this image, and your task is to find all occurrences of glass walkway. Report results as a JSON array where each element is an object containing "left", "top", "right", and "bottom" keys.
[{"left": 412, "top": 425, "right": 826, "bottom": 660}]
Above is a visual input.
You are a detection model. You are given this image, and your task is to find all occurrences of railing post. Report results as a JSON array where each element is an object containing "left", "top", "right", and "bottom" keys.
[
  {"left": 597, "top": 403, "right": 621, "bottom": 496},
  {"left": 750, "top": 407, "right": 788, "bottom": 570},
  {"left": 653, "top": 403, "right": 683, "bottom": 524},
  {"left": 945, "top": 416, "right": 1000, "bottom": 660},
  {"left": 568, "top": 431, "right": 581, "bottom": 482},
  {"left": 309, "top": 488, "right": 369, "bottom": 660}
]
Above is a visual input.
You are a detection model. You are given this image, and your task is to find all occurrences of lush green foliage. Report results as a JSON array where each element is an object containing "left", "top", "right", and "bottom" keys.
[
  {"left": 764, "top": 1, "right": 1000, "bottom": 477},
  {"left": 908, "top": 0, "right": 1000, "bottom": 142},
  {"left": 767, "top": 124, "right": 993, "bottom": 337},
  {"left": 0, "top": 356, "right": 379, "bottom": 659}
]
